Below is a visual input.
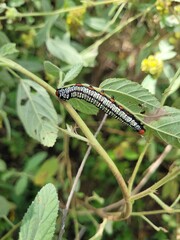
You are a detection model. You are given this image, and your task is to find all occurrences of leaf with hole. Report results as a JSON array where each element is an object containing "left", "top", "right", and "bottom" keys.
[{"left": 17, "top": 79, "right": 58, "bottom": 147}]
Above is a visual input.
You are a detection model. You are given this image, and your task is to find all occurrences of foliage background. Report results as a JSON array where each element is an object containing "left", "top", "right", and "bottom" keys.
[{"left": 0, "top": 0, "right": 179, "bottom": 239}]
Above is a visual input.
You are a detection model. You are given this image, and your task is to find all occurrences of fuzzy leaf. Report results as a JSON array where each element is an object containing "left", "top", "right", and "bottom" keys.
[
  {"left": 19, "top": 184, "right": 59, "bottom": 240},
  {"left": 17, "top": 79, "right": 58, "bottom": 147},
  {"left": 63, "top": 64, "right": 83, "bottom": 84},
  {"left": 46, "top": 38, "right": 83, "bottom": 65},
  {"left": 0, "top": 43, "right": 18, "bottom": 57}
]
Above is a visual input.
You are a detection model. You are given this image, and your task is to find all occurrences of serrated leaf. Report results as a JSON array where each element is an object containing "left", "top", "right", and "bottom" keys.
[
  {"left": 69, "top": 98, "right": 99, "bottom": 115},
  {"left": 100, "top": 78, "right": 180, "bottom": 147},
  {"left": 44, "top": 61, "right": 60, "bottom": 78},
  {"left": 63, "top": 64, "right": 83, "bottom": 84},
  {"left": 146, "top": 106, "right": 180, "bottom": 148},
  {"left": 100, "top": 78, "right": 161, "bottom": 115},
  {"left": 19, "top": 183, "right": 59, "bottom": 240},
  {"left": 0, "top": 43, "right": 18, "bottom": 57},
  {"left": 17, "top": 79, "right": 58, "bottom": 147},
  {"left": 46, "top": 38, "right": 83, "bottom": 65}
]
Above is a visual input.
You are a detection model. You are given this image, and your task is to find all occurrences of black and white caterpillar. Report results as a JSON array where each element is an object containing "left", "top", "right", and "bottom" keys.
[{"left": 56, "top": 84, "right": 145, "bottom": 135}]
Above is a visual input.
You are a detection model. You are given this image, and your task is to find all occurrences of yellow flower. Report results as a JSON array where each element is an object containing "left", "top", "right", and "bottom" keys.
[
  {"left": 174, "top": 5, "right": 180, "bottom": 13},
  {"left": 21, "top": 29, "right": 36, "bottom": 48},
  {"left": 156, "top": 0, "right": 171, "bottom": 15},
  {"left": 141, "top": 55, "right": 163, "bottom": 77},
  {"left": 66, "top": 8, "right": 86, "bottom": 36},
  {"left": 5, "top": 8, "right": 18, "bottom": 20}
]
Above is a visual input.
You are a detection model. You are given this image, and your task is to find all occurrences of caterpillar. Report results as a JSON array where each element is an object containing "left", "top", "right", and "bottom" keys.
[{"left": 56, "top": 84, "right": 145, "bottom": 135}]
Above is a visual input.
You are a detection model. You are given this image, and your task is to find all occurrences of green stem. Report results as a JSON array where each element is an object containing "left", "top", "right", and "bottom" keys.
[
  {"left": 0, "top": 0, "right": 126, "bottom": 20},
  {"left": 140, "top": 215, "right": 167, "bottom": 232},
  {"left": 149, "top": 193, "right": 172, "bottom": 212},
  {"left": 0, "top": 57, "right": 131, "bottom": 219},
  {"left": 131, "top": 209, "right": 180, "bottom": 216},
  {"left": 131, "top": 167, "right": 180, "bottom": 201},
  {"left": 128, "top": 139, "right": 151, "bottom": 193},
  {"left": 0, "top": 222, "right": 21, "bottom": 240}
]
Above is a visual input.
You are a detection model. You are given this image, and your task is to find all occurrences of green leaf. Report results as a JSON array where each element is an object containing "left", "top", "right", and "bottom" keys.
[
  {"left": 142, "top": 75, "right": 157, "bottom": 95},
  {"left": 15, "top": 175, "right": 29, "bottom": 195},
  {"left": 46, "top": 38, "right": 83, "bottom": 65},
  {"left": 0, "top": 196, "right": 12, "bottom": 217},
  {"left": 19, "top": 183, "right": 59, "bottom": 240},
  {"left": 9, "top": 0, "right": 25, "bottom": 7},
  {"left": 24, "top": 152, "right": 47, "bottom": 173},
  {"left": 147, "top": 106, "right": 180, "bottom": 148},
  {"left": 0, "top": 159, "right": 7, "bottom": 172},
  {"left": 35, "top": 15, "right": 59, "bottom": 46},
  {"left": 157, "top": 51, "right": 176, "bottom": 61},
  {"left": 81, "top": 45, "right": 98, "bottom": 67},
  {"left": 17, "top": 59, "right": 43, "bottom": 73},
  {"left": 33, "top": 157, "right": 59, "bottom": 185},
  {"left": 44, "top": 61, "right": 61, "bottom": 78},
  {"left": 85, "top": 17, "right": 108, "bottom": 31},
  {"left": 100, "top": 78, "right": 161, "bottom": 116},
  {"left": 0, "top": 43, "right": 18, "bottom": 57},
  {"left": 17, "top": 79, "right": 58, "bottom": 147},
  {"left": 0, "top": 31, "right": 10, "bottom": 46},
  {"left": 100, "top": 78, "right": 180, "bottom": 147},
  {"left": 63, "top": 63, "right": 83, "bottom": 84},
  {"left": 69, "top": 98, "right": 99, "bottom": 115}
]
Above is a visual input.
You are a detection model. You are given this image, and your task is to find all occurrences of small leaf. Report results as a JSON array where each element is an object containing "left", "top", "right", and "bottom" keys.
[
  {"left": 44, "top": 61, "right": 60, "bottom": 78},
  {"left": 9, "top": 0, "right": 25, "bottom": 7},
  {"left": 159, "top": 40, "right": 174, "bottom": 52},
  {"left": 15, "top": 175, "right": 29, "bottom": 196},
  {"left": 46, "top": 38, "right": 83, "bottom": 65},
  {"left": 63, "top": 64, "right": 83, "bottom": 84},
  {"left": 0, "top": 196, "right": 12, "bottom": 217},
  {"left": 0, "top": 43, "right": 18, "bottom": 57},
  {"left": 142, "top": 75, "right": 157, "bottom": 95},
  {"left": 19, "top": 183, "right": 59, "bottom": 240},
  {"left": 33, "top": 157, "right": 59, "bottom": 186},
  {"left": 81, "top": 45, "right": 98, "bottom": 67},
  {"left": 17, "top": 79, "right": 58, "bottom": 147},
  {"left": 24, "top": 152, "right": 47, "bottom": 173},
  {"left": 0, "top": 159, "right": 7, "bottom": 172},
  {"left": 35, "top": 15, "right": 58, "bottom": 46},
  {"left": 157, "top": 51, "right": 176, "bottom": 60},
  {"left": 85, "top": 17, "right": 108, "bottom": 31}
]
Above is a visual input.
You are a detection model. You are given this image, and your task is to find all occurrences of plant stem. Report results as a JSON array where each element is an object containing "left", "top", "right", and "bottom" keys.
[
  {"left": 149, "top": 193, "right": 172, "bottom": 212},
  {"left": 0, "top": 57, "right": 131, "bottom": 220},
  {"left": 131, "top": 209, "right": 180, "bottom": 216},
  {"left": 0, "top": 0, "right": 126, "bottom": 20},
  {"left": 131, "top": 167, "right": 180, "bottom": 201},
  {"left": 128, "top": 139, "right": 151, "bottom": 193}
]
